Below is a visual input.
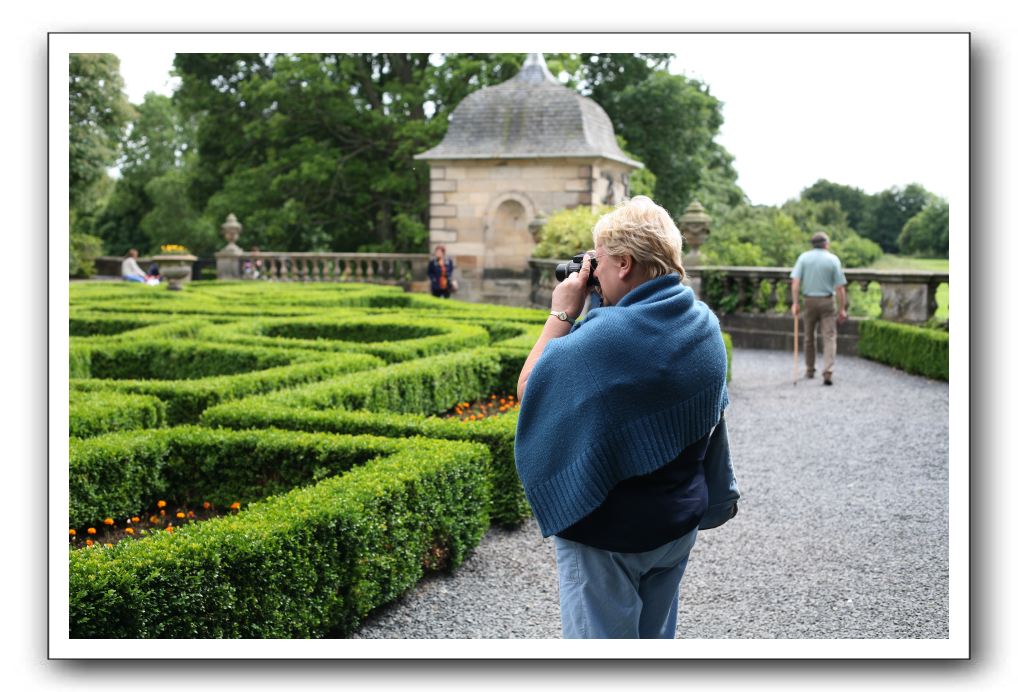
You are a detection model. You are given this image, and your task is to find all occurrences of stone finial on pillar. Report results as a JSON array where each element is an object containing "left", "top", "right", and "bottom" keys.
[
  {"left": 220, "top": 213, "right": 243, "bottom": 251},
  {"left": 216, "top": 213, "right": 245, "bottom": 279},
  {"left": 678, "top": 200, "right": 711, "bottom": 267}
]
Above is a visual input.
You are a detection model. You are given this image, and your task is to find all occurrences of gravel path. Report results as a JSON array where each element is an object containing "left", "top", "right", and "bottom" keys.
[{"left": 350, "top": 348, "right": 950, "bottom": 639}]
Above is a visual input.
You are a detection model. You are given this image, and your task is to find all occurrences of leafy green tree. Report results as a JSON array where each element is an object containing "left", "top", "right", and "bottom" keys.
[
  {"left": 69, "top": 53, "right": 134, "bottom": 231},
  {"left": 779, "top": 197, "right": 882, "bottom": 267},
  {"left": 862, "top": 183, "right": 932, "bottom": 252},
  {"left": 702, "top": 205, "right": 807, "bottom": 267},
  {"left": 781, "top": 198, "right": 851, "bottom": 237},
  {"left": 141, "top": 157, "right": 215, "bottom": 255},
  {"left": 69, "top": 231, "right": 104, "bottom": 277},
  {"left": 69, "top": 53, "right": 134, "bottom": 271},
  {"left": 829, "top": 234, "right": 883, "bottom": 268},
  {"left": 690, "top": 144, "right": 746, "bottom": 223},
  {"left": 93, "top": 93, "right": 197, "bottom": 255},
  {"left": 172, "top": 53, "right": 273, "bottom": 212},
  {"left": 898, "top": 197, "right": 949, "bottom": 257},
  {"left": 801, "top": 179, "right": 870, "bottom": 231},
  {"left": 175, "top": 53, "right": 448, "bottom": 253},
  {"left": 575, "top": 53, "right": 673, "bottom": 106},
  {"left": 609, "top": 71, "right": 735, "bottom": 219}
]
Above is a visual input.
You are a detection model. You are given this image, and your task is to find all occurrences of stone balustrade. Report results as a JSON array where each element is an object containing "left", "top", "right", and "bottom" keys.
[
  {"left": 530, "top": 259, "right": 949, "bottom": 325},
  {"left": 222, "top": 252, "right": 430, "bottom": 287}
]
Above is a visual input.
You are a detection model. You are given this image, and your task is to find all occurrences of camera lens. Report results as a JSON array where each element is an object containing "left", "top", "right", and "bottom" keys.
[{"left": 554, "top": 253, "right": 599, "bottom": 288}]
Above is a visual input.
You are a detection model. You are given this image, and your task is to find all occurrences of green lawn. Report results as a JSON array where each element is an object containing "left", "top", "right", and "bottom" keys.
[{"left": 870, "top": 254, "right": 949, "bottom": 273}]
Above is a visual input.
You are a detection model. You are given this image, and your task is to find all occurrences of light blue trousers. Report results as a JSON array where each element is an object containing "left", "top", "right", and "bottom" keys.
[{"left": 553, "top": 527, "right": 698, "bottom": 639}]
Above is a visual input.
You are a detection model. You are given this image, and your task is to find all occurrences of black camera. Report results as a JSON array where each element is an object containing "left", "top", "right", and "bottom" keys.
[{"left": 555, "top": 253, "right": 599, "bottom": 287}]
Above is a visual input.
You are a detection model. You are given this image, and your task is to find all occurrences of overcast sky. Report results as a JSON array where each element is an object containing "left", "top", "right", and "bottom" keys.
[{"left": 110, "top": 34, "right": 967, "bottom": 209}]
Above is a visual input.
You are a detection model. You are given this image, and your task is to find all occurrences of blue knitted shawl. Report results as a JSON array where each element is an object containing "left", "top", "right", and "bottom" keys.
[{"left": 514, "top": 274, "right": 730, "bottom": 537}]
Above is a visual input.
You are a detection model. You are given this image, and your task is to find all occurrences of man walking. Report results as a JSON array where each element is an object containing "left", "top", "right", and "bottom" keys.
[{"left": 790, "top": 232, "right": 847, "bottom": 385}]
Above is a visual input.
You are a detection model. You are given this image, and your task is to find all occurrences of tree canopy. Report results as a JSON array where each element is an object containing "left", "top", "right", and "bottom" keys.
[
  {"left": 68, "top": 53, "right": 134, "bottom": 273},
  {"left": 898, "top": 197, "right": 949, "bottom": 257}
]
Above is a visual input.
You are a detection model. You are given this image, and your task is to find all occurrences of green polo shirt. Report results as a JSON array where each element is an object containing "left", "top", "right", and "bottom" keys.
[{"left": 790, "top": 248, "right": 846, "bottom": 296}]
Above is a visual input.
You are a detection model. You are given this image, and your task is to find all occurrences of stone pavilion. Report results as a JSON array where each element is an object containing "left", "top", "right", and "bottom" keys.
[{"left": 415, "top": 53, "right": 642, "bottom": 305}]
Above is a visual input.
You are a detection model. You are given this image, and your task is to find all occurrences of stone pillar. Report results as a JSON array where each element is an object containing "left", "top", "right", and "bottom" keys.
[
  {"left": 678, "top": 200, "right": 711, "bottom": 297},
  {"left": 215, "top": 213, "right": 244, "bottom": 279},
  {"left": 879, "top": 281, "right": 938, "bottom": 323}
]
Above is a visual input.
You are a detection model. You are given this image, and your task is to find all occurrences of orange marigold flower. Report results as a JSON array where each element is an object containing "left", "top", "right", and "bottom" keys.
[
  {"left": 103, "top": 517, "right": 114, "bottom": 526},
  {"left": 157, "top": 500, "right": 167, "bottom": 508},
  {"left": 150, "top": 516, "right": 159, "bottom": 523},
  {"left": 69, "top": 529, "right": 76, "bottom": 537},
  {"left": 230, "top": 502, "right": 241, "bottom": 510},
  {"left": 85, "top": 539, "right": 94, "bottom": 547},
  {"left": 160, "top": 509, "right": 166, "bottom": 516},
  {"left": 176, "top": 512, "right": 185, "bottom": 519},
  {"left": 86, "top": 527, "right": 97, "bottom": 535},
  {"left": 104, "top": 543, "right": 113, "bottom": 549},
  {"left": 131, "top": 517, "right": 140, "bottom": 523},
  {"left": 187, "top": 511, "right": 195, "bottom": 518},
  {"left": 202, "top": 502, "right": 211, "bottom": 510},
  {"left": 166, "top": 526, "right": 174, "bottom": 533},
  {"left": 125, "top": 528, "right": 135, "bottom": 535}
]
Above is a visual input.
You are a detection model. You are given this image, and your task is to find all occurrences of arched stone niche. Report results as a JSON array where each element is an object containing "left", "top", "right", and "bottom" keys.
[{"left": 480, "top": 192, "right": 537, "bottom": 304}]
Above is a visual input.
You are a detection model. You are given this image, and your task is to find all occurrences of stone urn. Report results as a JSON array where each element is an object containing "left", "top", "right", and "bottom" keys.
[
  {"left": 151, "top": 253, "right": 198, "bottom": 290},
  {"left": 678, "top": 200, "right": 712, "bottom": 267}
]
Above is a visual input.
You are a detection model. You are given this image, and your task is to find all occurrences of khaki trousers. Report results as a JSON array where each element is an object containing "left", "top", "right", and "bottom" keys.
[{"left": 803, "top": 295, "right": 837, "bottom": 378}]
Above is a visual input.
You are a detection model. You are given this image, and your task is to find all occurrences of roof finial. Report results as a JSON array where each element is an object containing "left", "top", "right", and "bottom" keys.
[{"left": 516, "top": 53, "right": 557, "bottom": 84}]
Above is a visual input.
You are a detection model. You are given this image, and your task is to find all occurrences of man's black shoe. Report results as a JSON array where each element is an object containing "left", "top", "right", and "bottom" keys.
[{"left": 823, "top": 376, "right": 833, "bottom": 386}]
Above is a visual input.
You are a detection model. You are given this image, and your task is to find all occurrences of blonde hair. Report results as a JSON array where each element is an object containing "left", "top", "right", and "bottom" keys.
[{"left": 591, "top": 196, "right": 685, "bottom": 280}]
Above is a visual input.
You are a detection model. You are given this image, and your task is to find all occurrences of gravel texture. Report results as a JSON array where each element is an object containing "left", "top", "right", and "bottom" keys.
[{"left": 350, "top": 348, "right": 950, "bottom": 639}]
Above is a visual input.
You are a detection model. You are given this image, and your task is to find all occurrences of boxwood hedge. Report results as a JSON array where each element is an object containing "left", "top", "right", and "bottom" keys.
[
  {"left": 71, "top": 339, "right": 383, "bottom": 424},
  {"left": 858, "top": 319, "right": 949, "bottom": 381},
  {"left": 69, "top": 433, "right": 491, "bottom": 638},
  {"left": 195, "top": 314, "right": 492, "bottom": 363},
  {"left": 69, "top": 390, "right": 167, "bottom": 438}
]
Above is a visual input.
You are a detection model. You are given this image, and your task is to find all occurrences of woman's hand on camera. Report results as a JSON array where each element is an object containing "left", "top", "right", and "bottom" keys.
[{"left": 551, "top": 251, "right": 593, "bottom": 321}]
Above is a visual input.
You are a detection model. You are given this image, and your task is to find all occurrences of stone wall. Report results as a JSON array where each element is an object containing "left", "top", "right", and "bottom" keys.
[{"left": 427, "top": 157, "right": 632, "bottom": 306}]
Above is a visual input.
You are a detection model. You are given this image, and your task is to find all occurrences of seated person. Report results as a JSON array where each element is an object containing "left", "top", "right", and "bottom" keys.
[
  {"left": 243, "top": 246, "right": 263, "bottom": 279},
  {"left": 121, "top": 249, "right": 147, "bottom": 283}
]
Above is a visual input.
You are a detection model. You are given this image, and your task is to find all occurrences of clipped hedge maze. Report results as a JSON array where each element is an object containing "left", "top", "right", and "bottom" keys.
[{"left": 68, "top": 281, "right": 546, "bottom": 638}]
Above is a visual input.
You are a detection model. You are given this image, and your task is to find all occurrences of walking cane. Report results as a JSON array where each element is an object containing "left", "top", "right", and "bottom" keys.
[{"left": 792, "top": 311, "right": 799, "bottom": 386}]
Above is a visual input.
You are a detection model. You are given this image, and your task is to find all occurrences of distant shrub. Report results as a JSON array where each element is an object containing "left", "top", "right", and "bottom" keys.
[{"left": 532, "top": 206, "right": 611, "bottom": 260}]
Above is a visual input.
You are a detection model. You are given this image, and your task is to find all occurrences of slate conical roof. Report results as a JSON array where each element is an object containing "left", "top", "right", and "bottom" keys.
[{"left": 416, "top": 53, "right": 642, "bottom": 168}]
